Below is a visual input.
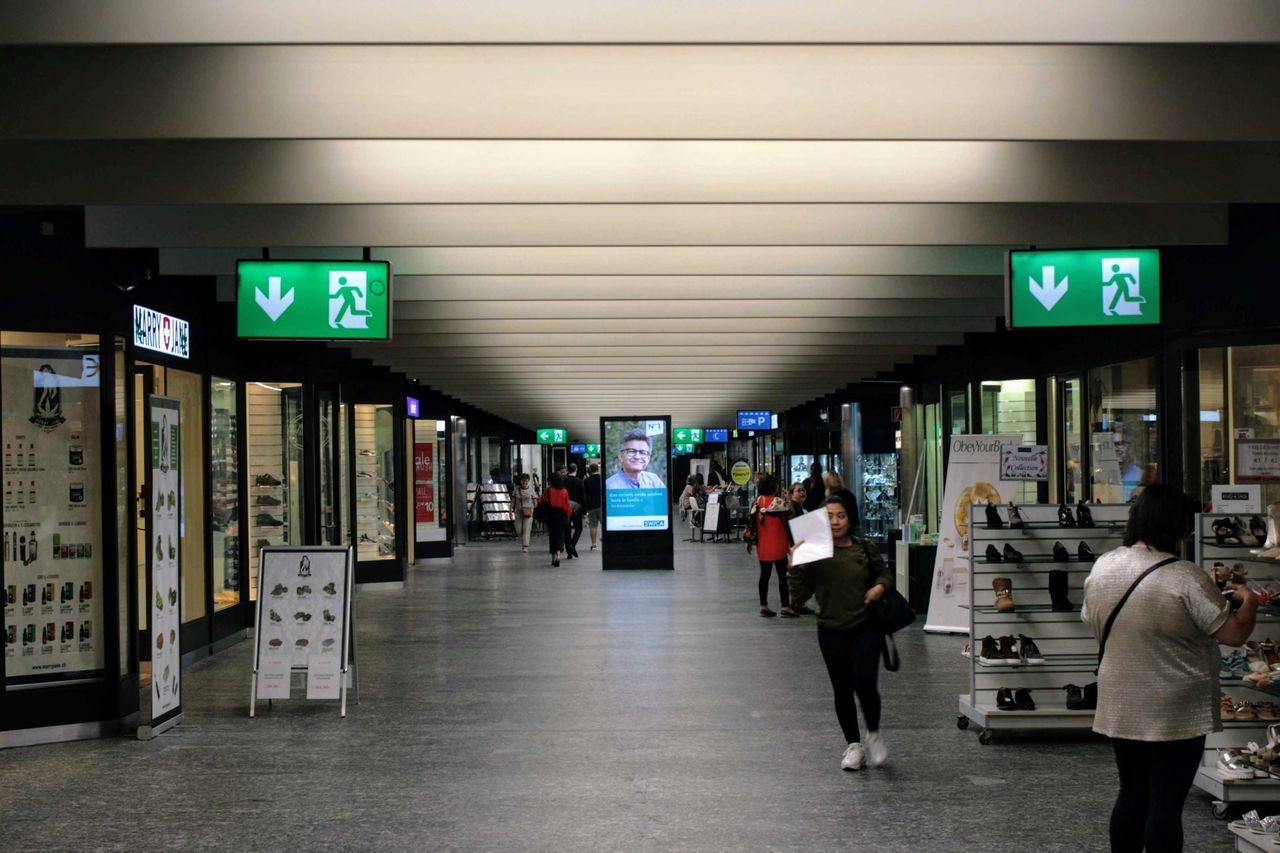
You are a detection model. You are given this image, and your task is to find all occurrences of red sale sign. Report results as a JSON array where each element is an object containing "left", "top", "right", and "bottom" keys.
[{"left": 414, "top": 443, "right": 435, "bottom": 523}]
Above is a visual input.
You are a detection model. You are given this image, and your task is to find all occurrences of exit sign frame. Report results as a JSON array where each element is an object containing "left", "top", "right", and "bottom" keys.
[
  {"left": 237, "top": 259, "right": 394, "bottom": 341},
  {"left": 1005, "top": 247, "right": 1160, "bottom": 330}
]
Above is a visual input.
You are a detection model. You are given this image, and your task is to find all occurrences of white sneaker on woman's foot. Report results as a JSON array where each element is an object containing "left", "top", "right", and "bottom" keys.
[
  {"left": 864, "top": 731, "right": 888, "bottom": 767},
  {"left": 840, "top": 742, "right": 865, "bottom": 771}
]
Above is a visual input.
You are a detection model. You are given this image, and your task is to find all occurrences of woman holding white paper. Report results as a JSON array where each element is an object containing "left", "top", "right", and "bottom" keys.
[{"left": 788, "top": 495, "right": 895, "bottom": 771}]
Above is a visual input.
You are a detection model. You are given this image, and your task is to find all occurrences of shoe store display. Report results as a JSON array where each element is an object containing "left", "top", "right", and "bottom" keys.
[
  {"left": 984, "top": 544, "right": 1002, "bottom": 563},
  {"left": 978, "top": 635, "right": 1008, "bottom": 665},
  {"left": 1057, "top": 503, "right": 1077, "bottom": 528},
  {"left": 255, "top": 473, "right": 282, "bottom": 487},
  {"left": 1017, "top": 634, "right": 1045, "bottom": 664},
  {"left": 1065, "top": 684, "right": 1086, "bottom": 710},
  {"left": 1013, "top": 688, "right": 1036, "bottom": 711},
  {"left": 1048, "top": 569, "right": 1073, "bottom": 611},
  {"left": 1083, "top": 681, "right": 1098, "bottom": 710},
  {"left": 256, "top": 494, "right": 282, "bottom": 506},
  {"left": 840, "top": 742, "right": 865, "bottom": 771},
  {"left": 1077, "top": 541, "right": 1096, "bottom": 561},
  {"left": 996, "top": 687, "right": 1018, "bottom": 711},
  {"left": 998, "top": 635, "right": 1019, "bottom": 662},
  {"left": 985, "top": 502, "right": 1004, "bottom": 529},
  {"left": 1052, "top": 541, "right": 1070, "bottom": 562},
  {"left": 255, "top": 513, "right": 285, "bottom": 527},
  {"left": 1001, "top": 543, "right": 1023, "bottom": 563},
  {"left": 1218, "top": 748, "right": 1259, "bottom": 781},
  {"left": 1006, "top": 502, "right": 1025, "bottom": 529},
  {"left": 960, "top": 642, "right": 971, "bottom": 659},
  {"left": 1075, "top": 501, "right": 1095, "bottom": 528},
  {"left": 992, "top": 577, "right": 1015, "bottom": 612}
]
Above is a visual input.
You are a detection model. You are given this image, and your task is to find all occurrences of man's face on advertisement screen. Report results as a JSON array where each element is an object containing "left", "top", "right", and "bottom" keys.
[{"left": 619, "top": 441, "right": 651, "bottom": 476}]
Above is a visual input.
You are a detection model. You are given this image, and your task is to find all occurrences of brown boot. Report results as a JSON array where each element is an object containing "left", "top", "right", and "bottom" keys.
[{"left": 993, "top": 577, "right": 1015, "bottom": 612}]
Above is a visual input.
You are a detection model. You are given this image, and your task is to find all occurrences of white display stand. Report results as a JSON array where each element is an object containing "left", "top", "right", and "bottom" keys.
[
  {"left": 1193, "top": 513, "right": 1280, "bottom": 819},
  {"left": 250, "top": 546, "right": 357, "bottom": 718},
  {"left": 141, "top": 395, "right": 182, "bottom": 740},
  {"left": 957, "top": 502, "right": 1126, "bottom": 743}
]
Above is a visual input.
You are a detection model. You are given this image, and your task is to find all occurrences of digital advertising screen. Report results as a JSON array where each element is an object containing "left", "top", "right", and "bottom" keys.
[{"left": 603, "top": 418, "right": 670, "bottom": 532}]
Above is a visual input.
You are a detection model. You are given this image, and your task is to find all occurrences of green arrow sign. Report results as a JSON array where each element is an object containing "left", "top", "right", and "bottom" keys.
[
  {"left": 1007, "top": 249, "right": 1160, "bottom": 329},
  {"left": 673, "top": 443, "right": 695, "bottom": 455},
  {"left": 237, "top": 260, "right": 392, "bottom": 340},
  {"left": 536, "top": 428, "right": 567, "bottom": 445},
  {"left": 584, "top": 444, "right": 601, "bottom": 456}
]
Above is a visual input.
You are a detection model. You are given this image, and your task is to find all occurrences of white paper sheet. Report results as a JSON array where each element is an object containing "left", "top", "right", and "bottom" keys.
[{"left": 788, "top": 510, "right": 834, "bottom": 565}]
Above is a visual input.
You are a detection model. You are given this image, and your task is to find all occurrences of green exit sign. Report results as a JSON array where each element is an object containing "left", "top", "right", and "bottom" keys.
[
  {"left": 237, "top": 260, "right": 392, "bottom": 340},
  {"left": 673, "top": 427, "right": 704, "bottom": 443},
  {"left": 536, "top": 428, "right": 567, "bottom": 444},
  {"left": 673, "top": 443, "right": 695, "bottom": 454},
  {"left": 585, "top": 444, "right": 601, "bottom": 456},
  {"left": 1007, "top": 248, "right": 1159, "bottom": 329}
]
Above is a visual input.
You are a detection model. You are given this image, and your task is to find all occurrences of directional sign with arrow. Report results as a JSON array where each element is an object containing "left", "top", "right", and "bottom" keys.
[
  {"left": 255, "top": 275, "right": 296, "bottom": 321},
  {"left": 1007, "top": 249, "right": 1160, "bottom": 329},
  {"left": 536, "top": 427, "right": 567, "bottom": 445},
  {"left": 1028, "top": 265, "right": 1068, "bottom": 311},
  {"left": 237, "top": 260, "right": 392, "bottom": 340}
]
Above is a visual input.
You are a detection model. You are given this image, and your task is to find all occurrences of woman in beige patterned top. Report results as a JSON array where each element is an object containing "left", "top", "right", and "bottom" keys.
[{"left": 1083, "top": 484, "right": 1256, "bottom": 852}]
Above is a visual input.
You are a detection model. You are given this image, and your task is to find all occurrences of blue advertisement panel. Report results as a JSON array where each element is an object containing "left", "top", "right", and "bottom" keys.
[
  {"left": 603, "top": 419, "right": 670, "bottom": 531},
  {"left": 704, "top": 428, "right": 730, "bottom": 443}
]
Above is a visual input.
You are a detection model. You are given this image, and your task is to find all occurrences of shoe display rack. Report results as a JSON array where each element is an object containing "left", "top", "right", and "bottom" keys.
[
  {"left": 476, "top": 483, "right": 516, "bottom": 539},
  {"left": 861, "top": 453, "right": 898, "bottom": 542},
  {"left": 957, "top": 501, "right": 1128, "bottom": 744},
  {"left": 354, "top": 406, "right": 395, "bottom": 561},
  {"left": 246, "top": 383, "right": 293, "bottom": 599},
  {"left": 1193, "top": 511, "right": 1280, "bottom": 818}
]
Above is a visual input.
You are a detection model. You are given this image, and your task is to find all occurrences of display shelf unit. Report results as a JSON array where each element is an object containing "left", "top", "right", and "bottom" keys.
[
  {"left": 475, "top": 483, "right": 516, "bottom": 539},
  {"left": 353, "top": 406, "right": 395, "bottom": 562},
  {"left": 1195, "top": 512, "right": 1280, "bottom": 817},
  {"left": 1226, "top": 821, "right": 1277, "bottom": 853},
  {"left": 957, "top": 502, "right": 1127, "bottom": 744}
]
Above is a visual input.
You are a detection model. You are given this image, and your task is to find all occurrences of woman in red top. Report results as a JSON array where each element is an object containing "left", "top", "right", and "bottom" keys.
[
  {"left": 539, "top": 472, "right": 573, "bottom": 566},
  {"left": 753, "top": 474, "right": 796, "bottom": 617}
]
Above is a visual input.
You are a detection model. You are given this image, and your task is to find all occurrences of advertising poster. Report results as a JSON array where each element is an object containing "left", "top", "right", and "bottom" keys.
[
  {"left": 414, "top": 441, "right": 435, "bottom": 537},
  {"left": 150, "top": 396, "right": 182, "bottom": 719},
  {"left": 603, "top": 419, "right": 669, "bottom": 532},
  {"left": 3, "top": 348, "right": 105, "bottom": 686},
  {"left": 255, "top": 548, "right": 351, "bottom": 672},
  {"left": 925, "top": 434, "right": 1020, "bottom": 634}
]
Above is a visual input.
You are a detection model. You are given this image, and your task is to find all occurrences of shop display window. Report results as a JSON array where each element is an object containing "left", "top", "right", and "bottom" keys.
[
  {"left": 1061, "top": 377, "right": 1085, "bottom": 505},
  {"left": 979, "top": 379, "right": 1038, "bottom": 504},
  {"left": 948, "top": 390, "right": 968, "bottom": 435},
  {"left": 1229, "top": 344, "right": 1280, "bottom": 505},
  {"left": 413, "top": 420, "right": 447, "bottom": 543},
  {"left": 113, "top": 339, "right": 130, "bottom": 675},
  {"left": 2, "top": 331, "right": 107, "bottom": 688},
  {"left": 317, "top": 388, "right": 340, "bottom": 546},
  {"left": 1089, "top": 357, "right": 1159, "bottom": 502},
  {"left": 355, "top": 404, "right": 396, "bottom": 561},
  {"left": 210, "top": 378, "right": 240, "bottom": 611},
  {"left": 246, "top": 382, "right": 305, "bottom": 599},
  {"left": 166, "top": 368, "right": 206, "bottom": 623},
  {"left": 861, "top": 453, "right": 898, "bottom": 541}
]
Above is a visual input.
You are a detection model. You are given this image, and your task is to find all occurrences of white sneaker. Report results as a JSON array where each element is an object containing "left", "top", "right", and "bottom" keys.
[
  {"left": 840, "top": 742, "right": 865, "bottom": 771},
  {"left": 865, "top": 731, "right": 888, "bottom": 768}
]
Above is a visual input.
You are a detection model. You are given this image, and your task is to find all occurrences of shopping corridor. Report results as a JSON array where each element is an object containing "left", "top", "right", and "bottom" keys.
[{"left": 2, "top": 538, "right": 1232, "bottom": 852}]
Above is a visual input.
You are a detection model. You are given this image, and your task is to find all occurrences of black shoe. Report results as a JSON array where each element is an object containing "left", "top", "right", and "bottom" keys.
[
  {"left": 1084, "top": 682, "right": 1098, "bottom": 710},
  {"left": 1052, "top": 541, "right": 1070, "bottom": 562},
  {"left": 1077, "top": 541, "right": 1097, "bottom": 561},
  {"left": 1251, "top": 515, "right": 1269, "bottom": 544},
  {"left": 1064, "top": 684, "right": 1085, "bottom": 710},
  {"left": 985, "top": 502, "right": 1004, "bottom": 529},
  {"left": 1018, "top": 634, "right": 1045, "bottom": 664},
  {"left": 1058, "top": 503, "right": 1077, "bottom": 527},
  {"left": 978, "top": 635, "right": 1005, "bottom": 665},
  {"left": 998, "top": 635, "right": 1019, "bottom": 662},
  {"left": 984, "top": 544, "right": 1002, "bottom": 563},
  {"left": 1076, "top": 501, "right": 1095, "bottom": 528},
  {"left": 256, "top": 513, "right": 285, "bottom": 527},
  {"left": 1049, "top": 569, "right": 1073, "bottom": 611},
  {"left": 1002, "top": 543, "right": 1023, "bottom": 563},
  {"left": 996, "top": 687, "right": 1017, "bottom": 711},
  {"left": 256, "top": 538, "right": 271, "bottom": 548},
  {"left": 1014, "top": 688, "right": 1036, "bottom": 711},
  {"left": 1007, "top": 502, "right": 1025, "bottom": 529},
  {"left": 552, "top": 558, "right": 560, "bottom": 567},
  {"left": 256, "top": 494, "right": 282, "bottom": 506},
  {"left": 255, "top": 473, "right": 282, "bottom": 487}
]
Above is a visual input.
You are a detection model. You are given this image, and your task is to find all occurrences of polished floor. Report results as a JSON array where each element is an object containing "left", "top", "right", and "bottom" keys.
[{"left": 5, "top": 535, "right": 1236, "bottom": 852}]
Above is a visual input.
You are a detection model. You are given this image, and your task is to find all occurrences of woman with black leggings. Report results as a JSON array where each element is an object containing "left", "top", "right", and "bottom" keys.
[
  {"left": 788, "top": 495, "right": 894, "bottom": 771},
  {"left": 751, "top": 475, "right": 794, "bottom": 617}
]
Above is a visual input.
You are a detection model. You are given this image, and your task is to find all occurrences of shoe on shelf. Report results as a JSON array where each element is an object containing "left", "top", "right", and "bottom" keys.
[
  {"left": 1058, "top": 503, "right": 1077, "bottom": 528},
  {"left": 1084, "top": 681, "right": 1098, "bottom": 710},
  {"left": 1052, "top": 541, "right": 1070, "bottom": 562},
  {"left": 998, "top": 635, "right": 1019, "bottom": 662},
  {"left": 1049, "top": 569, "right": 1073, "bottom": 611},
  {"left": 255, "top": 513, "right": 285, "bottom": 527},
  {"left": 984, "top": 544, "right": 1002, "bottom": 563},
  {"left": 978, "top": 635, "right": 1008, "bottom": 666},
  {"left": 841, "top": 742, "right": 866, "bottom": 771},
  {"left": 1065, "top": 684, "right": 1085, "bottom": 710},
  {"left": 992, "top": 577, "right": 1015, "bottom": 612},
  {"left": 1078, "top": 541, "right": 1097, "bottom": 561},
  {"left": 256, "top": 494, "right": 282, "bottom": 506},
  {"left": 1007, "top": 502, "right": 1025, "bottom": 529},
  {"left": 1014, "top": 688, "right": 1036, "bottom": 711},
  {"left": 256, "top": 538, "right": 271, "bottom": 549},
  {"left": 996, "top": 687, "right": 1018, "bottom": 711},
  {"left": 759, "top": 606, "right": 776, "bottom": 617},
  {"left": 1001, "top": 543, "right": 1023, "bottom": 563},
  {"left": 1018, "top": 634, "right": 1045, "bottom": 664},
  {"left": 960, "top": 642, "right": 971, "bottom": 659},
  {"left": 1218, "top": 749, "right": 1260, "bottom": 781},
  {"left": 984, "top": 502, "right": 1004, "bottom": 529},
  {"left": 254, "top": 473, "right": 282, "bottom": 487},
  {"left": 1076, "top": 501, "right": 1095, "bottom": 528},
  {"left": 864, "top": 731, "right": 888, "bottom": 768}
]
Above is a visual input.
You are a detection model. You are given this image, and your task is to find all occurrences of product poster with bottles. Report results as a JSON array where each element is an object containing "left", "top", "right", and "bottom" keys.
[
  {"left": 150, "top": 396, "right": 181, "bottom": 718},
  {"left": 3, "top": 348, "right": 105, "bottom": 685}
]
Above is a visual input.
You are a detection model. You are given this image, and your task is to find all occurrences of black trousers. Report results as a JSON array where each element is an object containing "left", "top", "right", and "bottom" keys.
[
  {"left": 817, "top": 622, "right": 882, "bottom": 744},
  {"left": 546, "top": 518, "right": 567, "bottom": 557},
  {"left": 758, "top": 559, "right": 787, "bottom": 608},
  {"left": 1109, "top": 734, "right": 1205, "bottom": 853},
  {"left": 568, "top": 510, "right": 584, "bottom": 552}
]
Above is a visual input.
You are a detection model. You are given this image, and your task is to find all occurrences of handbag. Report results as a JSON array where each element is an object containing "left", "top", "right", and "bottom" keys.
[
  {"left": 532, "top": 501, "right": 548, "bottom": 523},
  {"left": 869, "top": 587, "right": 915, "bottom": 635},
  {"left": 521, "top": 506, "right": 533, "bottom": 518}
]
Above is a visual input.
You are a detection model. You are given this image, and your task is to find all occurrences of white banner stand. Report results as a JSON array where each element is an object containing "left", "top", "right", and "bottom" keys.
[{"left": 249, "top": 546, "right": 357, "bottom": 718}]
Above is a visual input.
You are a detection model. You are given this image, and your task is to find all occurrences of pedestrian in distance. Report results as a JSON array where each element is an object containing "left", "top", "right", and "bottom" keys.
[
  {"left": 564, "top": 462, "right": 585, "bottom": 559},
  {"left": 516, "top": 472, "right": 537, "bottom": 553},
  {"left": 803, "top": 461, "right": 825, "bottom": 513},
  {"left": 582, "top": 463, "right": 602, "bottom": 550},
  {"left": 752, "top": 474, "right": 796, "bottom": 618},
  {"left": 788, "top": 495, "right": 895, "bottom": 771},
  {"left": 1083, "top": 484, "right": 1257, "bottom": 852},
  {"left": 538, "top": 472, "right": 573, "bottom": 567},
  {"left": 787, "top": 481, "right": 815, "bottom": 614},
  {"left": 823, "top": 470, "right": 862, "bottom": 529}
]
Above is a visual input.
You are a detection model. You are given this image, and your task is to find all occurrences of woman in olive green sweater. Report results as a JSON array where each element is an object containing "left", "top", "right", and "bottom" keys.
[{"left": 788, "top": 495, "right": 895, "bottom": 772}]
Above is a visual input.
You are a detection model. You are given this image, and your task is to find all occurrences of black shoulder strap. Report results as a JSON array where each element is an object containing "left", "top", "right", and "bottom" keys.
[{"left": 1095, "top": 556, "right": 1178, "bottom": 675}]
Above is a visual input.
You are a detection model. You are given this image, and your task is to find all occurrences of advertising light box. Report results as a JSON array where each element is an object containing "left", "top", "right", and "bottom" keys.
[
  {"left": 237, "top": 260, "right": 392, "bottom": 340},
  {"left": 569, "top": 443, "right": 587, "bottom": 454},
  {"left": 601, "top": 416, "right": 673, "bottom": 571}
]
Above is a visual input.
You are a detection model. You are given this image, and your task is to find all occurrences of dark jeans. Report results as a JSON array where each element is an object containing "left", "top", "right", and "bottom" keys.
[
  {"left": 758, "top": 559, "right": 787, "bottom": 608},
  {"left": 568, "top": 510, "right": 584, "bottom": 553},
  {"left": 817, "top": 622, "right": 882, "bottom": 744},
  {"left": 1109, "top": 735, "right": 1205, "bottom": 853}
]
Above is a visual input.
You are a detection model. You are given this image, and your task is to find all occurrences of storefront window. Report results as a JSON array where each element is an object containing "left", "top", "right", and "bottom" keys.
[
  {"left": 114, "top": 339, "right": 130, "bottom": 675},
  {"left": 1089, "top": 357, "right": 1159, "bottom": 502},
  {"left": 209, "top": 378, "right": 239, "bottom": 611},
  {"left": 979, "top": 379, "right": 1038, "bottom": 504},
  {"left": 166, "top": 368, "right": 206, "bottom": 623},
  {"left": 2, "top": 331, "right": 107, "bottom": 688},
  {"left": 1062, "top": 378, "right": 1084, "bottom": 505},
  {"left": 355, "top": 404, "right": 397, "bottom": 561},
  {"left": 246, "top": 382, "right": 305, "bottom": 599},
  {"left": 1230, "top": 345, "right": 1280, "bottom": 506},
  {"left": 413, "top": 420, "right": 448, "bottom": 543},
  {"left": 949, "top": 390, "right": 968, "bottom": 435}
]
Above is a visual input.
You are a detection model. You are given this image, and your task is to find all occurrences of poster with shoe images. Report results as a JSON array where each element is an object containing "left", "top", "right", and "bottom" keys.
[
  {"left": 254, "top": 547, "right": 352, "bottom": 698},
  {"left": 925, "top": 434, "right": 1021, "bottom": 634},
  {"left": 2, "top": 348, "right": 105, "bottom": 685},
  {"left": 150, "top": 396, "right": 181, "bottom": 721}
]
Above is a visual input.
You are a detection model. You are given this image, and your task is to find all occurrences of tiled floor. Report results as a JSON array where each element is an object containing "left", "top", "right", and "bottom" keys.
[{"left": 3, "top": 536, "right": 1237, "bottom": 851}]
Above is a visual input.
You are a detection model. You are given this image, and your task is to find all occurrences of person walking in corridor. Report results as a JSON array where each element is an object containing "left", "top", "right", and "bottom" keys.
[
  {"left": 803, "top": 461, "right": 825, "bottom": 513},
  {"left": 788, "top": 495, "right": 895, "bottom": 771},
  {"left": 752, "top": 474, "right": 796, "bottom": 618},
  {"left": 516, "top": 472, "right": 537, "bottom": 553},
  {"left": 538, "top": 472, "right": 572, "bottom": 566},
  {"left": 564, "top": 462, "right": 585, "bottom": 559},
  {"left": 582, "top": 462, "right": 602, "bottom": 550}
]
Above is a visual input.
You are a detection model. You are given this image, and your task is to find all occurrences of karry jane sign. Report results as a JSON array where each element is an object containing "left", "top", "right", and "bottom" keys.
[{"left": 133, "top": 305, "right": 190, "bottom": 359}]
